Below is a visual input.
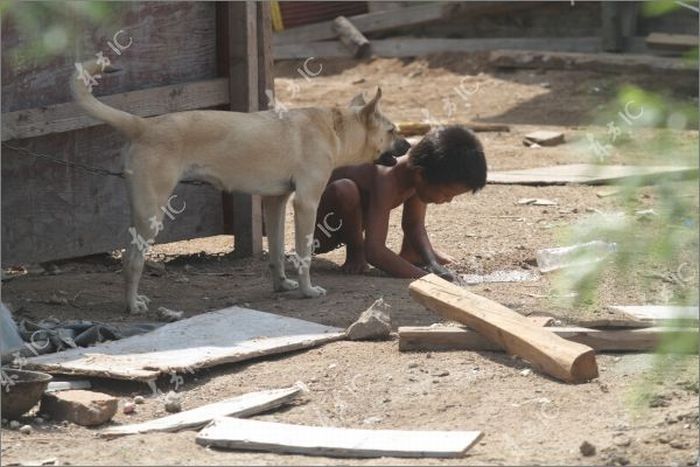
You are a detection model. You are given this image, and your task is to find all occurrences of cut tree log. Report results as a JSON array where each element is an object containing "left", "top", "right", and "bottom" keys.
[
  {"left": 398, "top": 325, "right": 698, "bottom": 353},
  {"left": 333, "top": 16, "right": 370, "bottom": 58},
  {"left": 397, "top": 121, "right": 509, "bottom": 136},
  {"left": 408, "top": 274, "right": 599, "bottom": 383}
]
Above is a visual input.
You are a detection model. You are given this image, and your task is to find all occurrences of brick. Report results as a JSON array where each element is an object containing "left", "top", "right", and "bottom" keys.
[{"left": 40, "top": 390, "right": 117, "bottom": 426}]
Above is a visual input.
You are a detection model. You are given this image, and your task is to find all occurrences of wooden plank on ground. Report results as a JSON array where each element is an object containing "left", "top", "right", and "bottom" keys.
[
  {"left": 408, "top": 274, "right": 598, "bottom": 383},
  {"left": 274, "top": 36, "right": 604, "bottom": 60},
  {"left": 24, "top": 307, "right": 344, "bottom": 382},
  {"left": 100, "top": 386, "right": 301, "bottom": 437},
  {"left": 488, "top": 164, "right": 699, "bottom": 186},
  {"left": 399, "top": 325, "right": 698, "bottom": 353},
  {"left": 609, "top": 305, "right": 699, "bottom": 326},
  {"left": 397, "top": 121, "right": 509, "bottom": 136},
  {"left": 646, "top": 33, "right": 698, "bottom": 52},
  {"left": 489, "top": 50, "right": 697, "bottom": 76},
  {"left": 273, "top": 3, "right": 445, "bottom": 45},
  {"left": 196, "top": 417, "right": 482, "bottom": 458},
  {"left": 1, "top": 79, "right": 228, "bottom": 141}
]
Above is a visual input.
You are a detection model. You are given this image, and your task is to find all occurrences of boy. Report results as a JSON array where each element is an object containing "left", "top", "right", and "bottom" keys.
[{"left": 312, "top": 125, "right": 487, "bottom": 281}]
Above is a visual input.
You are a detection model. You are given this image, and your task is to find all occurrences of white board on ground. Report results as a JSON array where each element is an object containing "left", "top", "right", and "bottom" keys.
[
  {"left": 609, "top": 306, "right": 699, "bottom": 325},
  {"left": 488, "top": 164, "right": 698, "bottom": 186},
  {"left": 196, "top": 417, "right": 482, "bottom": 458},
  {"left": 100, "top": 386, "right": 301, "bottom": 437},
  {"left": 24, "top": 307, "right": 343, "bottom": 381}
]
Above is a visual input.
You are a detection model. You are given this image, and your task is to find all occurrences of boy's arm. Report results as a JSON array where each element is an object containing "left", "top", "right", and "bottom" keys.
[
  {"left": 401, "top": 195, "right": 456, "bottom": 281},
  {"left": 364, "top": 190, "right": 427, "bottom": 279}
]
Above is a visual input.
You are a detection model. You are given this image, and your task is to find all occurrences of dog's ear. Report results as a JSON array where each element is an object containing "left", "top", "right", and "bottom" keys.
[
  {"left": 360, "top": 87, "right": 382, "bottom": 121},
  {"left": 349, "top": 92, "right": 367, "bottom": 108}
]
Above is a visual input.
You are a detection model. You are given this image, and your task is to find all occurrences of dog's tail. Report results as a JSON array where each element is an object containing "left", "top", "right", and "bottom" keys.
[{"left": 71, "top": 60, "right": 145, "bottom": 139}]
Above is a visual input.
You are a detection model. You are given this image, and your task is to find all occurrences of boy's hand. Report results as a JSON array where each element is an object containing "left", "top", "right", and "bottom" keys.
[{"left": 425, "top": 262, "right": 457, "bottom": 282}]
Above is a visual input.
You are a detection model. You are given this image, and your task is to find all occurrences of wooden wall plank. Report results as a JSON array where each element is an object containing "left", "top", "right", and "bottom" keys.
[
  {"left": 1, "top": 3, "right": 226, "bottom": 266},
  {"left": 2, "top": 78, "right": 228, "bottom": 141}
]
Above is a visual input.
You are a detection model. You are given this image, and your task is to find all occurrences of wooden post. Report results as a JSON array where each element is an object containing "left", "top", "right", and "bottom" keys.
[{"left": 216, "top": 1, "right": 265, "bottom": 257}]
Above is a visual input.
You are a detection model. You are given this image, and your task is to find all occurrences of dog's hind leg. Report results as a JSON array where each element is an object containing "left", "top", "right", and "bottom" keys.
[
  {"left": 263, "top": 193, "right": 298, "bottom": 292},
  {"left": 123, "top": 156, "right": 181, "bottom": 314},
  {"left": 292, "top": 183, "right": 327, "bottom": 298}
]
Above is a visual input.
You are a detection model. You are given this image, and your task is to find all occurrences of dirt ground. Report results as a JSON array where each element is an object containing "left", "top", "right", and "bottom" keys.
[{"left": 2, "top": 54, "right": 699, "bottom": 466}]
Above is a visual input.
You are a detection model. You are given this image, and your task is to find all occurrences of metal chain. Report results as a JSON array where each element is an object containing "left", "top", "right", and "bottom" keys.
[{"left": 2, "top": 142, "right": 205, "bottom": 185}]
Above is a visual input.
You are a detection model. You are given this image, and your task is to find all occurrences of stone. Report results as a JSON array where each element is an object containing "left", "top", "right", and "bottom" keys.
[
  {"left": 164, "top": 391, "right": 182, "bottom": 413},
  {"left": 345, "top": 298, "right": 391, "bottom": 341},
  {"left": 19, "top": 424, "right": 32, "bottom": 434},
  {"left": 133, "top": 395, "right": 145, "bottom": 405},
  {"left": 520, "top": 369, "right": 532, "bottom": 376},
  {"left": 670, "top": 439, "right": 689, "bottom": 450},
  {"left": 9, "top": 420, "right": 21, "bottom": 429},
  {"left": 40, "top": 390, "right": 118, "bottom": 426},
  {"left": 433, "top": 370, "right": 450, "bottom": 377},
  {"left": 408, "top": 362, "right": 419, "bottom": 369},
  {"left": 123, "top": 401, "right": 136, "bottom": 414},
  {"left": 34, "top": 417, "right": 44, "bottom": 424},
  {"left": 580, "top": 441, "right": 596, "bottom": 456},
  {"left": 613, "top": 434, "right": 631, "bottom": 447}
]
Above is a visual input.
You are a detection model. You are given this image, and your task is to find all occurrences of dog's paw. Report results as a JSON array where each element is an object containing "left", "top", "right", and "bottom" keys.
[
  {"left": 274, "top": 278, "right": 299, "bottom": 292},
  {"left": 128, "top": 294, "right": 151, "bottom": 314},
  {"left": 301, "top": 285, "right": 327, "bottom": 298}
]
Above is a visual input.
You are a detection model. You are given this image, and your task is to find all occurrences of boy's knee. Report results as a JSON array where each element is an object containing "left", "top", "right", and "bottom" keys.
[{"left": 327, "top": 179, "right": 361, "bottom": 208}]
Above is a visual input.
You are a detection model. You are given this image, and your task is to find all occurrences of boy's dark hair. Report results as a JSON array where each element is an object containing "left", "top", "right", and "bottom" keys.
[{"left": 408, "top": 125, "right": 487, "bottom": 192}]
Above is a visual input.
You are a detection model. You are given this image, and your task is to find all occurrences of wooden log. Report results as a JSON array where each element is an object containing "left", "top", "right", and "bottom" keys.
[
  {"left": 397, "top": 121, "right": 509, "bottom": 137},
  {"left": 332, "top": 16, "right": 370, "bottom": 58},
  {"left": 273, "top": 3, "right": 445, "bottom": 45},
  {"left": 399, "top": 325, "right": 699, "bottom": 353},
  {"left": 489, "top": 50, "right": 697, "bottom": 76},
  {"left": 408, "top": 274, "right": 599, "bottom": 383}
]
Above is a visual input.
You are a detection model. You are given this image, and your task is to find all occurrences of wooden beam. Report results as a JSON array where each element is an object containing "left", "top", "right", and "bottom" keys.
[
  {"left": 408, "top": 274, "right": 599, "bottom": 383},
  {"left": 274, "top": 36, "right": 605, "bottom": 60},
  {"left": 217, "top": 1, "right": 264, "bottom": 258},
  {"left": 489, "top": 50, "right": 696, "bottom": 76},
  {"left": 1, "top": 79, "right": 229, "bottom": 142},
  {"left": 399, "top": 325, "right": 699, "bottom": 353},
  {"left": 273, "top": 3, "right": 445, "bottom": 45}
]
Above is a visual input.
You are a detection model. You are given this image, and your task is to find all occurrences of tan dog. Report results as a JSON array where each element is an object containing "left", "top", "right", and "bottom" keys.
[{"left": 71, "top": 61, "right": 410, "bottom": 313}]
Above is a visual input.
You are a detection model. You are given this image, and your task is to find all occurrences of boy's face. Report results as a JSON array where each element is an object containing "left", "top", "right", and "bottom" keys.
[{"left": 415, "top": 175, "right": 471, "bottom": 205}]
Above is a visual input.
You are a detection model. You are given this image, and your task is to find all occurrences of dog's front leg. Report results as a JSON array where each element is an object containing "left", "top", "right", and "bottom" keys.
[
  {"left": 263, "top": 193, "right": 298, "bottom": 292},
  {"left": 292, "top": 186, "right": 326, "bottom": 298}
]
